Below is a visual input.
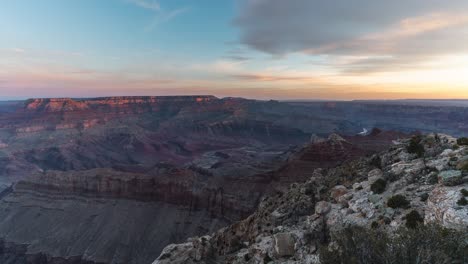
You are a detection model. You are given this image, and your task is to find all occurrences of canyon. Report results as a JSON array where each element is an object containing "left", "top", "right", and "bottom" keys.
[
  {"left": 154, "top": 133, "right": 468, "bottom": 263},
  {"left": 0, "top": 96, "right": 467, "bottom": 263}
]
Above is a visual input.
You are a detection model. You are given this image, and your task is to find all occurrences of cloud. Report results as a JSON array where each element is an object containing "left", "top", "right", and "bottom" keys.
[
  {"left": 234, "top": 0, "right": 468, "bottom": 73},
  {"left": 12, "top": 48, "right": 26, "bottom": 54},
  {"left": 231, "top": 74, "right": 320, "bottom": 82},
  {"left": 145, "top": 7, "right": 189, "bottom": 31},
  {"left": 223, "top": 55, "right": 250, "bottom": 61},
  {"left": 126, "top": 0, "right": 188, "bottom": 31},
  {"left": 127, "top": 0, "right": 160, "bottom": 11}
]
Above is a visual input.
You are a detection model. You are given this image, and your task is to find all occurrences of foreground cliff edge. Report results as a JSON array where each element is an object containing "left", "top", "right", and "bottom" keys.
[{"left": 153, "top": 134, "right": 468, "bottom": 264}]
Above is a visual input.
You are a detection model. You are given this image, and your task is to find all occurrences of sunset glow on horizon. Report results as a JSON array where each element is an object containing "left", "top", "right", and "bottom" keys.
[{"left": 1, "top": 0, "right": 468, "bottom": 100}]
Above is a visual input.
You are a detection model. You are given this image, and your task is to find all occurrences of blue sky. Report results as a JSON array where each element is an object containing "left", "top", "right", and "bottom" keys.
[
  {"left": 1, "top": 0, "right": 468, "bottom": 100},
  {"left": 0, "top": 0, "right": 235, "bottom": 67}
]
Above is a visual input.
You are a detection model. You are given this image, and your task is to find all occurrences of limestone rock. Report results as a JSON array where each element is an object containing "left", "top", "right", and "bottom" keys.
[
  {"left": 438, "top": 170, "right": 463, "bottom": 186},
  {"left": 427, "top": 157, "right": 450, "bottom": 172},
  {"left": 330, "top": 185, "right": 348, "bottom": 202},
  {"left": 368, "top": 169, "right": 383, "bottom": 184},
  {"left": 274, "top": 233, "right": 296, "bottom": 257},
  {"left": 425, "top": 186, "right": 468, "bottom": 229},
  {"left": 315, "top": 201, "right": 331, "bottom": 215}
]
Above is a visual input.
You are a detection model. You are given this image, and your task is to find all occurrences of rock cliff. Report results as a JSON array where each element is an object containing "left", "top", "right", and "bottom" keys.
[{"left": 153, "top": 133, "right": 468, "bottom": 264}]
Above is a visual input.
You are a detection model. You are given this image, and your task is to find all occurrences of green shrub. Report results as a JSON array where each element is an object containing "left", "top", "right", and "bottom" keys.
[
  {"left": 419, "top": 193, "right": 429, "bottom": 202},
  {"left": 426, "top": 172, "right": 438, "bottom": 185},
  {"left": 453, "top": 144, "right": 460, "bottom": 150},
  {"left": 370, "top": 179, "right": 387, "bottom": 194},
  {"left": 457, "top": 137, "right": 468, "bottom": 146},
  {"left": 457, "top": 197, "right": 468, "bottom": 206},
  {"left": 461, "top": 188, "right": 468, "bottom": 197},
  {"left": 405, "top": 210, "right": 424, "bottom": 229},
  {"left": 458, "top": 161, "right": 468, "bottom": 172},
  {"left": 369, "top": 155, "right": 382, "bottom": 169},
  {"left": 407, "top": 136, "right": 425, "bottom": 157},
  {"left": 387, "top": 194, "right": 410, "bottom": 209},
  {"left": 320, "top": 225, "right": 468, "bottom": 264},
  {"left": 263, "top": 254, "right": 273, "bottom": 263}
]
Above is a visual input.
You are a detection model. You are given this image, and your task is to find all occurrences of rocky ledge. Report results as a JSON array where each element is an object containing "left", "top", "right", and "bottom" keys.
[
  {"left": 23, "top": 96, "right": 218, "bottom": 112},
  {"left": 153, "top": 133, "right": 468, "bottom": 264}
]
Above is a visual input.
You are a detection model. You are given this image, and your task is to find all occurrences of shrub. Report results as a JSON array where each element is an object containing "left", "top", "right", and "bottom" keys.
[
  {"left": 426, "top": 172, "right": 438, "bottom": 185},
  {"left": 407, "top": 136, "right": 425, "bottom": 157},
  {"left": 458, "top": 161, "right": 468, "bottom": 172},
  {"left": 263, "top": 254, "right": 273, "bottom": 263},
  {"left": 387, "top": 194, "right": 410, "bottom": 209},
  {"left": 419, "top": 193, "right": 429, "bottom": 202},
  {"left": 369, "top": 155, "right": 382, "bottom": 169},
  {"left": 461, "top": 188, "right": 468, "bottom": 197},
  {"left": 386, "top": 172, "right": 400, "bottom": 183},
  {"left": 370, "top": 179, "right": 387, "bottom": 194},
  {"left": 457, "top": 197, "right": 468, "bottom": 206},
  {"left": 457, "top": 137, "right": 468, "bottom": 146},
  {"left": 320, "top": 225, "right": 468, "bottom": 264},
  {"left": 405, "top": 210, "right": 424, "bottom": 229},
  {"left": 453, "top": 144, "right": 460, "bottom": 150}
]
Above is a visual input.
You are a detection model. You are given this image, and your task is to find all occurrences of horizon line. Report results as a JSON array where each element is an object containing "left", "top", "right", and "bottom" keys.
[{"left": 2, "top": 95, "right": 468, "bottom": 102}]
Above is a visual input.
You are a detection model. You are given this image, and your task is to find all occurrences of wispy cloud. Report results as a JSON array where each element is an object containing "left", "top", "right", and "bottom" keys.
[
  {"left": 127, "top": 0, "right": 160, "bottom": 11},
  {"left": 224, "top": 55, "right": 250, "bottom": 61},
  {"left": 231, "top": 74, "right": 320, "bottom": 82},
  {"left": 145, "top": 7, "right": 189, "bottom": 31},
  {"left": 12, "top": 48, "right": 26, "bottom": 54},
  {"left": 126, "top": 0, "right": 188, "bottom": 30}
]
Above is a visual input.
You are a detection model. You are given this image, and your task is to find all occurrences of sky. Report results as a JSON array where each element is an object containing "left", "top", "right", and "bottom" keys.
[{"left": 1, "top": 0, "right": 468, "bottom": 100}]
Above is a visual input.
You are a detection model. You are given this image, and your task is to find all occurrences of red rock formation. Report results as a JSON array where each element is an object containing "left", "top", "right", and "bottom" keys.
[
  {"left": 23, "top": 96, "right": 218, "bottom": 113},
  {"left": 25, "top": 98, "right": 89, "bottom": 112}
]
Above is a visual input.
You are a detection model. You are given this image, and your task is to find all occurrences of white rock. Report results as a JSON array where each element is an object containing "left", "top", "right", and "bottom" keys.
[
  {"left": 315, "top": 201, "right": 331, "bottom": 215},
  {"left": 425, "top": 185, "right": 468, "bottom": 230},
  {"left": 274, "top": 233, "right": 296, "bottom": 257},
  {"left": 368, "top": 169, "right": 383, "bottom": 184},
  {"left": 440, "top": 149, "right": 454, "bottom": 157},
  {"left": 330, "top": 185, "right": 348, "bottom": 202}
]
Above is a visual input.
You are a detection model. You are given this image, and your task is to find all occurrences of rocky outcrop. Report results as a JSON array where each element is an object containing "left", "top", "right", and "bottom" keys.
[
  {"left": 425, "top": 185, "right": 468, "bottom": 229},
  {"left": 25, "top": 98, "right": 89, "bottom": 112},
  {"left": 153, "top": 133, "right": 468, "bottom": 264},
  {"left": 23, "top": 96, "right": 217, "bottom": 113}
]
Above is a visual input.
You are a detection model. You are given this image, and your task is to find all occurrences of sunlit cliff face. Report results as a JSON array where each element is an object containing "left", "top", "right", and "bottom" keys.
[{"left": 1, "top": 0, "right": 468, "bottom": 100}]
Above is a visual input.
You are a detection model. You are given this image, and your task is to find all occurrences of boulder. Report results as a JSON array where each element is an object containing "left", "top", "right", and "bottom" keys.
[
  {"left": 426, "top": 156, "right": 450, "bottom": 171},
  {"left": 425, "top": 186, "right": 468, "bottom": 230},
  {"left": 250, "top": 236, "right": 275, "bottom": 263},
  {"left": 367, "top": 169, "right": 383, "bottom": 184},
  {"left": 315, "top": 201, "right": 331, "bottom": 215},
  {"left": 438, "top": 170, "right": 463, "bottom": 186},
  {"left": 274, "top": 233, "right": 296, "bottom": 257},
  {"left": 439, "top": 149, "right": 454, "bottom": 157},
  {"left": 330, "top": 185, "right": 348, "bottom": 202}
]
